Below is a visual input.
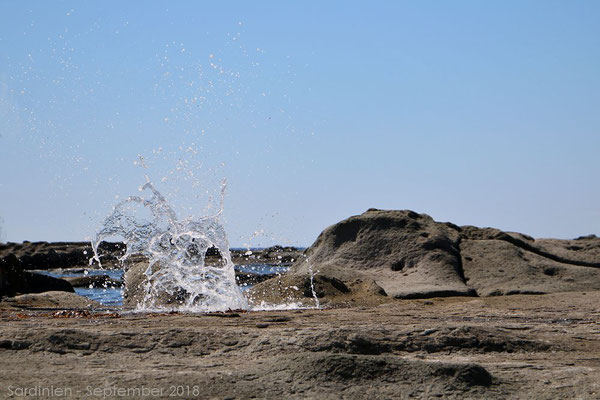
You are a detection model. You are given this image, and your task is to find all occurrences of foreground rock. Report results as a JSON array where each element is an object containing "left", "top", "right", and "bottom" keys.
[
  {"left": 250, "top": 209, "right": 600, "bottom": 304},
  {"left": 0, "top": 292, "right": 598, "bottom": 398}
]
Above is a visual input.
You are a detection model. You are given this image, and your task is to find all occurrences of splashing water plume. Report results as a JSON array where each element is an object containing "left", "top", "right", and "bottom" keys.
[{"left": 91, "top": 176, "right": 248, "bottom": 312}]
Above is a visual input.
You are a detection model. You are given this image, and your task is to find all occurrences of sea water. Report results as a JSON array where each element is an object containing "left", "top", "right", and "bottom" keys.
[{"left": 39, "top": 265, "right": 288, "bottom": 307}]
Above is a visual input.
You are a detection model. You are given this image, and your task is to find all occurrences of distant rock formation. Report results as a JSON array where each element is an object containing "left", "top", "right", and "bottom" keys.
[
  {"left": 0, "top": 241, "right": 304, "bottom": 270},
  {"left": 249, "top": 209, "right": 600, "bottom": 305},
  {"left": 0, "top": 241, "right": 125, "bottom": 270}
]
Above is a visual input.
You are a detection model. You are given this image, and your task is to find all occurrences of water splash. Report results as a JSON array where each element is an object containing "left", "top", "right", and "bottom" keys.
[
  {"left": 305, "top": 255, "right": 320, "bottom": 309},
  {"left": 91, "top": 176, "right": 247, "bottom": 312}
]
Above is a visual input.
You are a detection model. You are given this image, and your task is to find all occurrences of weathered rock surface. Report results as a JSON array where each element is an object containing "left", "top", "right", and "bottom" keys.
[
  {"left": 461, "top": 238, "right": 600, "bottom": 296},
  {"left": 0, "top": 254, "right": 74, "bottom": 297},
  {"left": 251, "top": 209, "right": 474, "bottom": 304},
  {"left": 251, "top": 209, "right": 600, "bottom": 304},
  {"left": 1, "top": 292, "right": 599, "bottom": 398}
]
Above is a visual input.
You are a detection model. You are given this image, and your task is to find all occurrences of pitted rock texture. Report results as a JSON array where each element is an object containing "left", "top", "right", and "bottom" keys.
[{"left": 251, "top": 209, "right": 600, "bottom": 304}]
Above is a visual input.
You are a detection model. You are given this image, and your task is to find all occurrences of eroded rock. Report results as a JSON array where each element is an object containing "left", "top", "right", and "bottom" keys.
[{"left": 251, "top": 209, "right": 600, "bottom": 304}]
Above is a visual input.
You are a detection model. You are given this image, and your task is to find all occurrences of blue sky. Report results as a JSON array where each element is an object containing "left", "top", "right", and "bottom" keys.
[{"left": 0, "top": 1, "right": 599, "bottom": 246}]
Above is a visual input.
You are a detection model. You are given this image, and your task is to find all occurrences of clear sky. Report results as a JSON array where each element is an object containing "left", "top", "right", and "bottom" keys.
[{"left": 0, "top": 1, "right": 599, "bottom": 247}]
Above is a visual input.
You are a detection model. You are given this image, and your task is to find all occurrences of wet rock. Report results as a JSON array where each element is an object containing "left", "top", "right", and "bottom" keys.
[
  {"left": 123, "top": 261, "right": 240, "bottom": 309},
  {"left": 122, "top": 262, "right": 178, "bottom": 308}
]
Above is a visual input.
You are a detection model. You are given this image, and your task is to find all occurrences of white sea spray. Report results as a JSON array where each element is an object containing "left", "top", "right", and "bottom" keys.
[{"left": 91, "top": 176, "right": 247, "bottom": 312}]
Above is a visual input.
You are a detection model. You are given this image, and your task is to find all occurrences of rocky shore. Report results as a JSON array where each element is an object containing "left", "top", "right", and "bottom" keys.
[
  {"left": 1, "top": 209, "right": 599, "bottom": 398},
  {"left": 1, "top": 292, "right": 599, "bottom": 398}
]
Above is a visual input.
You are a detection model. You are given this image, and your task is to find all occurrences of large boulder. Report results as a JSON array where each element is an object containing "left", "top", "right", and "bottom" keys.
[
  {"left": 0, "top": 254, "right": 74, "bottom": 297},
  {"left": 255, "top": 209, "right": 476, "bottom": 301},
  {"left": 249, "top": 209, "right": 600, "bottom": 303}
]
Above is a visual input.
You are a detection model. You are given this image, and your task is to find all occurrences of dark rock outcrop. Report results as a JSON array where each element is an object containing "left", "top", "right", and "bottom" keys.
[
  {"left": 250, "top": 209, "right": 600, "bottom": 303},
  {"left": 0, "top": 241, "right": 125, "bottom": 270},
  {"left": 1, "top": 254, "right": 74, "bottom": 297}
]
